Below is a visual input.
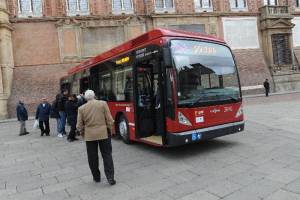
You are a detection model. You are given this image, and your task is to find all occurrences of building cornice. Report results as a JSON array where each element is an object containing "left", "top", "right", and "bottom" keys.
[
  {"left": 9, "top": 15, "right": 136, "bottom": 23},
  {"left": 9, "top": 12, "right": 265, "bottom": 24},
  {"left": 150, "top": 12, "right": 260, "bottom": 18}
]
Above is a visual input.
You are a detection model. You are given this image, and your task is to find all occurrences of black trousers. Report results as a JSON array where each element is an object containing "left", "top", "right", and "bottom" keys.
[
  {"left": 86, "top": 138, "right": 114, "bottom": 181},
  {"left": 67, "top": 124, "right": 76, "bottom": 140},
  {"left": 67, "top": 119, "right": 77, "bottom": 140},
  {"left": 39, "top": 120, "right": 50, "bottom": 136},
  {"left": 265, "top": 88, "right": 269, "bottom": 97}
]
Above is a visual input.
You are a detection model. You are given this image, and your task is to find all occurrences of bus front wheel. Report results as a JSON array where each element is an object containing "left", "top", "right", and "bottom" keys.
[{"left": 118, "top": 116, "right": 131, "bottom": 144}]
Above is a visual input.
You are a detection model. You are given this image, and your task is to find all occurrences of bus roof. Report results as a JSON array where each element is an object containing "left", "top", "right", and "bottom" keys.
[{"left": 67, "top": 28, "right": 225, "bottom": 76}]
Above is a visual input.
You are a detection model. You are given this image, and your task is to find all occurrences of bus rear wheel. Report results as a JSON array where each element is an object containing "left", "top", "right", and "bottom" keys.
[{"left": 118, "top": 116, "right": 131, "bottom": 144}]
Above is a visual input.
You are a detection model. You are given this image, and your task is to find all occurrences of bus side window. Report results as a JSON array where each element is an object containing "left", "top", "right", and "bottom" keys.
[
  {"left": 124, "top": 70, "right": 133, "bottom": 102},
  {"left": 115, "top": 71, "right": 125, "bottom": 101},
  {"left": 112, "top": 67, "right": 132, "bottom": 102},
  {"left": 99, "top": 73, "right": 113, "bottom": 101}
]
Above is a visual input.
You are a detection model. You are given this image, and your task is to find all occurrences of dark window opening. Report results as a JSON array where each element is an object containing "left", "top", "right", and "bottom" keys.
[{"left": 272, "top": 34, "right": 292, "bottom": 65}]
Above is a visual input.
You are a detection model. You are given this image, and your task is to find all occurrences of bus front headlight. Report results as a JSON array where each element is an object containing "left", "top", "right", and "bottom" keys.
[{"left": 178, "top": 112, "right": 192, "bottom": 126}]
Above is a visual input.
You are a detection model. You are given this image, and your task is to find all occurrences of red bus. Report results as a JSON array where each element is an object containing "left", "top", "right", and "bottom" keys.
[{"left": 60, "top": 28, "right": 244, "bottom": 147}]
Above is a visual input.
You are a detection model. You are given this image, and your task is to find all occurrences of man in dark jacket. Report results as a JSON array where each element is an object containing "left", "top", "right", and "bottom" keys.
[
  {"left": 264, "top": 79, "right": 270, "bottom": 97},
  {"left": 65, "top": 94, "right": 79, "bottom": 142},
  {"left": 16, "top": 100, "right": 29, "bottom": 136},
  {"left": 36, "top": 98, "right": 51, "bottom": 136}
]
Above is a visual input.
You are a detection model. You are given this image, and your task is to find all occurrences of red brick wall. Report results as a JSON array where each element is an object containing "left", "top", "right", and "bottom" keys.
[
  {"left": 8, "top": 63, "right": 75, "bottom": 117},
  {"left": 12, "top": 22, "right": 60, "bottom": 67},
  {"left": 7, "top": 0, "right": 17, "bottom": 17},
  {"left": 145, "top": 0, "right": 155, "bottom": 14},
  {"left": 97, "top": 0, "right": 112, "bottom": 15},
  {"left": 175, "top": 0, "right": 194, "bottom": 14},
  {"left": 248, "top": 0, "right": 259, "bottom": 12},
  {"left": 135, "top": 0, "right": 145, "bottom": 14},
  {"left": 221, "top": 0, "right": 230, "bottom": 12}
]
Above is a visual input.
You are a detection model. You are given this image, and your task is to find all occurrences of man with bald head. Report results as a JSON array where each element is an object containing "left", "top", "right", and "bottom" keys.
[{"left": 35, "top": 98, "right": 51, "bottom": 136}]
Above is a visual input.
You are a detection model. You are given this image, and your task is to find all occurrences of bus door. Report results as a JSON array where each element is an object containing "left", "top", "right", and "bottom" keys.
[
  {"left": 133, "top": 61, "right": 166, "bottom": 145},
  {"left": 134, "top": 63, "right": 156, "bottom": 138},
  {"left": 134, "top": 65, "right": 155, "bottom": 138}
]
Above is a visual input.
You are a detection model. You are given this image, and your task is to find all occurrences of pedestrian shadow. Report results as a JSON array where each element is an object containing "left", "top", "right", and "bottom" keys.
[{"left": 117, "top": 137, "right": 240, "bottom": 160}]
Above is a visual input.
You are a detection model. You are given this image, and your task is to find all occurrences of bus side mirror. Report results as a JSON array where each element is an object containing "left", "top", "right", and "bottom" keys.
[{"left": 163, "top": 47, "right": 172, "bottom": 68}]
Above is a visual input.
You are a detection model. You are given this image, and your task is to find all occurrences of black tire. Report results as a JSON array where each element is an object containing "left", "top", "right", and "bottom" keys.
[{"left": 118, "top": 115, "right": 131, "bottom": 144}]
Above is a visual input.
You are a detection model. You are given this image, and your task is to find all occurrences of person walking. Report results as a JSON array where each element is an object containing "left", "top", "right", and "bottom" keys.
[
  {"left": 51, "top": 94, "right": 62, "bottom": 137},
  {"left": 57, "top": 90, "right": 69, "bottom": 136},
  {"left": 65, "top": 94, "right": 79, "bottom": 142},
  {"left": 264, "top": 79, "right": 270, "bottom": 97},
  {"left": 16, "top": 100, "right": 29, "bottom": 136},
  {"left": 77, "top": 90, "right": 115, "bottom": 185},
  {"left": 35, "top": 98, "right": 51, "bottom": 136}
]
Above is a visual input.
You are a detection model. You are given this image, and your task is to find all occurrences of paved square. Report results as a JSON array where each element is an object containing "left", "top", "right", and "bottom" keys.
[{"left": 1, "top": 93, "right": 300, "bottom": 200}]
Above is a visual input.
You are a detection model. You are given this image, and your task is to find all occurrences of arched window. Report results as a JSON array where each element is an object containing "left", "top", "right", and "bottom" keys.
[
  {"left": 66, "top": 0, "right": 89, "bottom": 16},
  {"left": 112, "top": 0, "right": 133, "bottom": 13},
  {"left": 18, "top": 0, "right": 42, "bottom": 17}
]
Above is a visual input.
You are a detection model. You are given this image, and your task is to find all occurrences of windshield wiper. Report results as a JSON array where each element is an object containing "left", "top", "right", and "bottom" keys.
[
  {"left": 190, "top": 96, "right": 208, "bottom": 106},
  {"left": 190, "top": 95, "right": 240, "bottom": 106}
]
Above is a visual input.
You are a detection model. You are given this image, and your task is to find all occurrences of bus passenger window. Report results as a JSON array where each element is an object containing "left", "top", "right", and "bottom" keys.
[
  {"left": 124, "top": 74, "right": 133, "bottom": 102},
  {"left": 99, "top": 73, "right": 112, "bottom": 101},
  {"left": 112, "top": 67, "right": 132, "bottom": 102}
]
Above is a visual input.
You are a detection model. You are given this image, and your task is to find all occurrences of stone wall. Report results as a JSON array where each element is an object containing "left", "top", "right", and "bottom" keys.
[
  {"left": 233, "top": 49, "right": 273, "bottom": 94},
  {"left": 12, "top": 22, "right": 61, "bottom": 66},
  {"left": 8, "top": 63, "right": 75, "bottom": 117}
]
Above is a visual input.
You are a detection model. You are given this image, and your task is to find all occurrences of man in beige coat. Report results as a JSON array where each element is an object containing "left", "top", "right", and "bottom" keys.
[{"left": 77, "top": 90, "right": 116, "bottom": 185}]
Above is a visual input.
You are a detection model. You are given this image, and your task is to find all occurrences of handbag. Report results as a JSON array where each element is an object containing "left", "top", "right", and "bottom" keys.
[{"left": 33, "top": 120, "right": 39, "bottom": 129}]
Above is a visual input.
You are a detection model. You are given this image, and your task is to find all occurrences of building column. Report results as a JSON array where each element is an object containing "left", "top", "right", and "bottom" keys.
[{"left": 0, "top": 1, "right": 14, "bottom": 119}]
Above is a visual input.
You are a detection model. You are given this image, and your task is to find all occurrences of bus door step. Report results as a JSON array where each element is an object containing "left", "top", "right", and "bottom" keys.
[{"left": 140, "top": 136, "right": 163, "bottom": 145}]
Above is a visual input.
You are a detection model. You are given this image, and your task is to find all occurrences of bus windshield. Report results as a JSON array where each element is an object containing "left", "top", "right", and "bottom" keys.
[{"left": 171, "top": 40, "right": 241, "bottom": 107}]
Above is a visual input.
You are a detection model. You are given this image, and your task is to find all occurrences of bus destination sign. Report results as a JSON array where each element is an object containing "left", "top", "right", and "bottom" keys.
[
  {"left": 116, "top": 56, "right": 130, "bottom": 65},
  {"left": 172, "top": 40, "right": 218, "bottom": 56},
  {"left": 135, "top": 47, "right": 159, "bottom": 60}
]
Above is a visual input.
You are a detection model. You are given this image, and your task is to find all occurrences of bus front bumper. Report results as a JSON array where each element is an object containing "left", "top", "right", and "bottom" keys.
[{"left": 166, "top": 121, "right": 244, "bottom": 147}]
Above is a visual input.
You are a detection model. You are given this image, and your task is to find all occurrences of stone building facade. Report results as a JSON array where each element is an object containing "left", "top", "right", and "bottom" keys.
[{"left": 0, "top": 0, "right": 300, "bottom": 118}]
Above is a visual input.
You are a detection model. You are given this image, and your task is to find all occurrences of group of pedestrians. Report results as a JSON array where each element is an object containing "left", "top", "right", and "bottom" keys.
[
  {"left": 16, "top": 90, "right": 85, "bottom": 142},
  {"left": 16, "top": 89, "right": 116, "bottom": 185},
  {"left": 50, "top": 90, "right": 84, "bottom": 141}
]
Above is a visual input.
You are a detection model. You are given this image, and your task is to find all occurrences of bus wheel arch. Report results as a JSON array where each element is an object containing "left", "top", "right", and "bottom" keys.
[{"left": 115, "top": 113, "right": 131, "bottom": 144}]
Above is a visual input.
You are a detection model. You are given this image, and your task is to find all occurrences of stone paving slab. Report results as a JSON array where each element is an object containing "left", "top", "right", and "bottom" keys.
[{"left": 1, "top": 93, "right": 300, "bottom": 199}]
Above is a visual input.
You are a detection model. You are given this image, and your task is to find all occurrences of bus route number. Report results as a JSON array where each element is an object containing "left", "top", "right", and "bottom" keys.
[{"left": 193, "top": 46, "right": 217, "bottom": 55}]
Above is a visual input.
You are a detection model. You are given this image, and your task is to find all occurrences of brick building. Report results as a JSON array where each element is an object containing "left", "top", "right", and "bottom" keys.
[{"left": 0, "top": 0, "right": 300, "bottom": 119}]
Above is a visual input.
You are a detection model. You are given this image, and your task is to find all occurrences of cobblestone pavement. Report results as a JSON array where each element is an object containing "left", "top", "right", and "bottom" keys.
[{"left": 1, "top": 93, "right": 300, "bottom": 200}]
